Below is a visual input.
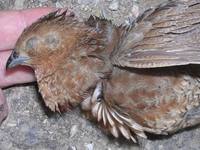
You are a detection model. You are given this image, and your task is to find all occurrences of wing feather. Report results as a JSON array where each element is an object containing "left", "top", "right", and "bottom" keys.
[{"left": 111, "top": 1, "right": 200, "bottom": 68}]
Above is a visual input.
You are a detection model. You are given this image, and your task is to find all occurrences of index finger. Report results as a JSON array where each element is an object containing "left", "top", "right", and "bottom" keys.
[{"left": 0, "top": 7, "right": 55, "bottom": 50}]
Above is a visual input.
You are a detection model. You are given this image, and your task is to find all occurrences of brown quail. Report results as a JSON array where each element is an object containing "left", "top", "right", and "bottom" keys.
[{"left": 6, "top": 0, "right": 200, "bottom": 142}]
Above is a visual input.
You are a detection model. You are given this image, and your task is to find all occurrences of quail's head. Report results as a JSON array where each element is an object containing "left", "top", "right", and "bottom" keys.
[{"left": 7, "top": 11, "right": 77, "bottom": 71}]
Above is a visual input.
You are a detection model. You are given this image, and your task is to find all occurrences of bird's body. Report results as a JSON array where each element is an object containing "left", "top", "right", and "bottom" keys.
[
  {"left": 82, "top": 66, "right": 200, "bottom": 141},
  {"left": 6, "top": 0, "right": 200, "bottom": 142}
]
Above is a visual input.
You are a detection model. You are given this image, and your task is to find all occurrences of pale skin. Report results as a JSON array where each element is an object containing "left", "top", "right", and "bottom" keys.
[{"left": 0, "top": 8, "right": 55, "bottom": 124}]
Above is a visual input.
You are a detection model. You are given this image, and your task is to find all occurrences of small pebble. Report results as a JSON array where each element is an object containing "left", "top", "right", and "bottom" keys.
[
  {"left": 131, "top": 4, "right": 139, "bottom": 18},
  {"left": 70, "top": 125, "right": 79, "bottom": 137},
  {"left": 80, "top": 4, "right": 85, "bottom": 11},
  {"left": 43, "top": 119, "right": 47, "bottom": 124},
  {"left": 109, "top": 0, "right": 119, "bottom": 11},
  {"left": 55, "top": 1, "right": 63, "bottom": 8},
  {"left": 71, "top": 0, "right": 76, "bottom": 4},
  {"left": 68, "top": 146, "right": 77, "bottom": 150},
  {"left": 77, "top": 0, "right": 82, "bottom": 4},
  {"left": 84, "top": 142, "right": 94, "bottom": 150},
  {"left": 84, "top": 5, "right": 89, "bottom": 11},
  {"left": 158, "top": 145, "right": 164, "bottom": 150},
  {"left": 40, "top": 0, "right": 47, "bottom": 2},
  {"left": 14, "top": 0, "right": 25, "bottom": 9},
  {"left": 7, "top": 120, "right": 17, "bottom": 127},
  {"left": 7, "top": 122, "right": 17, "bottom": 127},
  {"left": 51, "top": 0, "right": 57, "bottom": 3}
]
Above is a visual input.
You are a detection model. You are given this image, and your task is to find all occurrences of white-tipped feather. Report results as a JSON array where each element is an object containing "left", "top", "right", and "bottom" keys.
[
  {"left": 113, "top": 110, "right": 144, "bottom": 131},
  {"left": 134, "top": 130, "right": 147, "bottom": 139},
  {"left": 130, "top": 136, "right": 137, "bottom": 143},
  {"left": 129, "top": 121, "right": 144, "bottom": 131},
  {"left": 105, "top": 108, "right": 115, "bottom": 126},
  {"left": 102, "top": 107, "right": 107, "bottom": 126},
  {"left": 97, "top": 103, "right": 103, "bottom": 121},
  {"left": 110, "top": 110, "right": 124, "bottom": 124},
  {"left": 143, "top": 127, "right": 162, "bottom": 134},
  {"left": 55, "top": 102, "right": 60, "bottom": 113},
  {"left": 114, "top": 110, "right": 134, "bottom": 124},
  {"left": 92, "top": 102, "right": 100, "bottom": 117},
  {"left": 110, "top": 126, "right": 119, "bottom": 138},
  {"left": 118, "top": 125, "right": 131, "bottom": 140}
]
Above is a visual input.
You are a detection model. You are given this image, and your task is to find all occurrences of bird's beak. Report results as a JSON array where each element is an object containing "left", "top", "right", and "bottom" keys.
[{"left": 6, "top": 50, "right": 30, "bottom": 69}]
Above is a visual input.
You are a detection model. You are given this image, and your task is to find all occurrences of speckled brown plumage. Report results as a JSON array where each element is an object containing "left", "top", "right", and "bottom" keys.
[
  {"left": 10, "top": 10, "right": 118, "bottom": 112},
  {"left": 6, "top": 0, "right": 200, "bottom": 142}
]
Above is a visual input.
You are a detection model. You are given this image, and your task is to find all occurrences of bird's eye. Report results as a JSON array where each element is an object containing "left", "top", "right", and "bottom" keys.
[
  {"left": 26, "top": 37, "right": 38, "bottom": 50},
  {"left": 44, "top": 34, "right": 59, "bottom": 50}
]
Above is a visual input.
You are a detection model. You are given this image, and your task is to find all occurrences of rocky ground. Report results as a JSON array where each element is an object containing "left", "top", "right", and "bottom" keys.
[{"left": 1, "top": 0, "right": 200, "bottom": 150}]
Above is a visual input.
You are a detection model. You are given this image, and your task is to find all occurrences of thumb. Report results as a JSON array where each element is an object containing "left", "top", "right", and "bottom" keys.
[{"left": 0, "top": 89, "right": 8, "bottom": 124}]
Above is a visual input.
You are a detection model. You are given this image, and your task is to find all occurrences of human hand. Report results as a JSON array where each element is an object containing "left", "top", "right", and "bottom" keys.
[{"left": 0, "top": 8, "right": 55, "bottom": 124}]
